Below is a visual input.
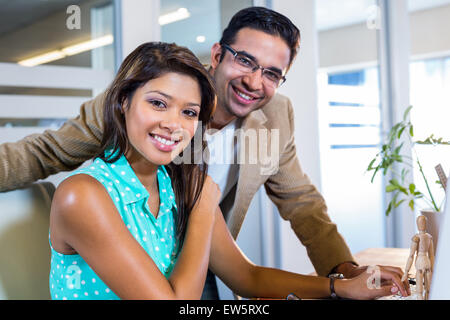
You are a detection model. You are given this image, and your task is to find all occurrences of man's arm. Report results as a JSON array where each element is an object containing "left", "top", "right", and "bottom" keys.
[
  {"left": 0, "top": 92, "right": 106, "bottom": 192},
  {"left": 263, "top": 98, "right": 356, "bottom": 277}
]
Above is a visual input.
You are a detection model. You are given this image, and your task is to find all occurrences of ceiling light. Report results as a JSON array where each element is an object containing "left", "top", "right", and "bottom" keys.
[
  {"left": 18, "top": 50, "right": 66, "bottom": 67},
  {"left": 18, "top": 35, "right": 114, "bottom": 67},
  {"left": 62, "top": 34, "right": 114, "bottom": 56},
  {"left": 159, "top": 8, "right": 190, "bottom": 25},
  {"left": 196, "top": 35, "right": 206, "bottom": 43}
]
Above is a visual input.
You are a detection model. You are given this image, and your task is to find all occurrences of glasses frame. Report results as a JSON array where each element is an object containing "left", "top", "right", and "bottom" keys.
[{"left": 221, "top": 44, "right": 286, "bottom": 87}]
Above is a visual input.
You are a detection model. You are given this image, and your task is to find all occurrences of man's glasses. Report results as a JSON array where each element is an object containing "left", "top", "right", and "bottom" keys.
[{"left": 222, "top": 44, "right": 286, "bottom": 88}]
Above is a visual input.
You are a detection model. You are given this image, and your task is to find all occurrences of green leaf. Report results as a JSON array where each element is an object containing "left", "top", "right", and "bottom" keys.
[
  {"left": 409, "top": 125, "right": 414, "bottom": 137},
  {"left": 409, "top": 184, "right": 416, "bottom": 194},
  {"left": 386, "top": 202, "right": 393, "bottom": 216},
  {"left": 367, "top": 158, "right": 376, "bottom": 171},
  {"left": 398, "top": 126, "right": 406, "bottom": 139},
  {"left": 403, "top": 106, "right": 413, "bottom": 121},
  {"left": 409, "top": 199, "right": 415, "bottom": 211},
  {"left": 394, "top": 199, "right": 406, "bottom": 208},
  {"left": 386, "top": 185, "right": 398, "bottom": 192}
]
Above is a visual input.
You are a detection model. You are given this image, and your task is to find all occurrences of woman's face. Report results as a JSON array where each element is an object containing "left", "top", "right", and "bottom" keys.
[{"left": 124, "top": 72, "right": 202, "bottom": 166}]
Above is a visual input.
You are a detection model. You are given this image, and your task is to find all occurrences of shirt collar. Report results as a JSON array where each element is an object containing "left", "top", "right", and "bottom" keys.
[{"left": 103, "top": 151, "right": 177, "bottom": 211}]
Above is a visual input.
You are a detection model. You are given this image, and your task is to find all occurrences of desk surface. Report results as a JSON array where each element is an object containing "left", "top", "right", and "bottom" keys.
[{"left": 354, "top": 247, "right": 415, "bottom": 275}]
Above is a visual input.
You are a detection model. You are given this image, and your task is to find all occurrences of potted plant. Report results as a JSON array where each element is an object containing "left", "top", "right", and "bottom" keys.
[{"left": 366, "top": 106, "right": 449, "bottom": 246}]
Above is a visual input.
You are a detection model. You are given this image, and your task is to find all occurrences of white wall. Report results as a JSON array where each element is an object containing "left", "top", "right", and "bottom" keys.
[
  {"left": 271, "top": 0, "right": 320, "bottom": 275},
  {"left": 319, "top": 4, "right": 450, "bottom": 69},
  {"left": 120, "top": 0, "right": 160, "bottom": 58}
]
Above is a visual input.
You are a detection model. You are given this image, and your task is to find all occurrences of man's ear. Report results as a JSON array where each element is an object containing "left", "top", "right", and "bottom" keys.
[{"left": 210, "top": 43, "right": 222, "bottom": 70}]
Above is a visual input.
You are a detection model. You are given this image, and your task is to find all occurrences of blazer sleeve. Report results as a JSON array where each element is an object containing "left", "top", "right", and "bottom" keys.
[
  {"left": 263, "top": 98, "right": 356, "bottom": 276},
  {"left": 0, "top": 92, "right": 106, "bottom": 192}
]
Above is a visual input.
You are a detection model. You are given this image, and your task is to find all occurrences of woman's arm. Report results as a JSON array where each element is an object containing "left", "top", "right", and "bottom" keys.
[
  {"left": 50, "top": 174, "right": 220, "bottom": 299},
  {"left": 208, "top": 207, "right": 409, "bottom": 300}
]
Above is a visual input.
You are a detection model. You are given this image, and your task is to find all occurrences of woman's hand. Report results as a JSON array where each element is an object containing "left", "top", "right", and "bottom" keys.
[{"left": 335, "top": 265, "right": 410, "bottom": 300}]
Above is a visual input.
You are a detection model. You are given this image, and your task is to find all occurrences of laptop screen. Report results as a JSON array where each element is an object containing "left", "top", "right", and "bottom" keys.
[{"left": 429, "top": 178, "right": 450, "bottom": 300}]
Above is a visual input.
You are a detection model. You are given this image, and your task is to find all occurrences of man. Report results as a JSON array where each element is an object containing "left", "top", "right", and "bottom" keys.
[{"left": 0, "top": 7, "right": 406, "bottom": 299}]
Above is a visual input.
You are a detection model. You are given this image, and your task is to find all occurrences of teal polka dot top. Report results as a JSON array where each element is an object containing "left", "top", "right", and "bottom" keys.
[{"left": 49, "top": 152, "right": 180, "bottom": 300}]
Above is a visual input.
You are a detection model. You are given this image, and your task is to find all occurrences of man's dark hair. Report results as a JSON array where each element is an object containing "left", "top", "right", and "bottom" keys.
[{"left": 219, "top": 6, "right": 301, "bottom": 69}]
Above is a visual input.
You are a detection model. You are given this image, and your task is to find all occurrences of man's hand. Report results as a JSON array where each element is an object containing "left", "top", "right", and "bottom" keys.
[{"left": 334, "top": 262, "right": 411, "bottom": 296}]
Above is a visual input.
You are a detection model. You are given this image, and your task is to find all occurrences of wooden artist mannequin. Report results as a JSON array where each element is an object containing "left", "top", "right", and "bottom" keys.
[{"left": 402, "top": 215, "right": 435, "bottom": 300}]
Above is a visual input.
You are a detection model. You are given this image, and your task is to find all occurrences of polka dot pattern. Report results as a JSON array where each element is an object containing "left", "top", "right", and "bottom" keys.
[{"left": 49, "top": 152, "right": 180, "bottom": 300}]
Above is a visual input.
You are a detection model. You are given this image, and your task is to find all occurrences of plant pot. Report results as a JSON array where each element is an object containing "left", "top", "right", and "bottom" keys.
[{"left": 420, "top": 210, "right": 443, "bottom": 251}]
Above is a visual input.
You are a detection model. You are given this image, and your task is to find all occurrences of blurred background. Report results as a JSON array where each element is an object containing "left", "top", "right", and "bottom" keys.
[{"left": 0, "top": 0, "right": 449, "bottom": 299}]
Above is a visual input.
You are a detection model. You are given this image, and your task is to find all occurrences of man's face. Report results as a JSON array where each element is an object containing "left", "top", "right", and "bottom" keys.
[{"left": 210, "top": 27, "right": 291, "bottom": 119}]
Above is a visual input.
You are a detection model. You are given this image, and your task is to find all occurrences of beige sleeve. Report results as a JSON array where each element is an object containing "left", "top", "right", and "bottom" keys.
[{"left": 0, "top": 92, "right": 106, "bottom": 192}]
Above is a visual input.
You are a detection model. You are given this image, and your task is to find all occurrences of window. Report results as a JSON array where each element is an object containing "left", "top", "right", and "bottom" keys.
[{"left": 316, "top": 0, "right": 385, "bottom": 253}]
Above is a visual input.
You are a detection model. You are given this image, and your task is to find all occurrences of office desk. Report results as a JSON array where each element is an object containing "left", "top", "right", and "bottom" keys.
[
  {"left": 309, "top": 248, "right": 414, "bottom": 276},
  {"left": 354, "top": 247, "right": 415, "bottom": 275}
]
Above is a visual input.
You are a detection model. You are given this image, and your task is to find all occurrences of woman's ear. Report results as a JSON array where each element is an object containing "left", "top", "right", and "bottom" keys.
[
  {"left": 121, "top": 98, "right": 129, "bottom": 114},
  {"left": 210, "top": 43, "right": 223, "bottom": 70}
]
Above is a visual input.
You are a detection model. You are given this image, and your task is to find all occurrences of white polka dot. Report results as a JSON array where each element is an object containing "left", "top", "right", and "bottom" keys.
[
  {"left": 55, "top": 294, "right": 58, "bottom": 299},
  {"left": 72, "top": 261, "right": 77, "bottom": 265},
  {"left": 68, "top": 284, "right": 74, "bottom": 289},
  {"left": 73, "top": 293, "right": 78, "bottom": 298},
  {"left": 108, "top": 187, "right": 112, "bottom": 192},
  {"left": 161, "top": 238, "right": 165, "bottom": 242},
  {"left": 81, "top": 280, "right": 86, "bottom": 285},
  {"left": 90, "top": 166, "right": 95, "bottom": 170},
  {"left": 160, "top": 203, "right": 164, "bottom": 207},
  {"left": 111, "top": 164, "right": 116, "bottom": 168},
  {"left": 105, "top": 173, "right": 109, "bottom": 177},
  {"left": 115, "top": 197, "right": 120, "bottom": 202},
  {"left": 115, "top": 180, "right": 120, "bottom": 184},
  {"left": 92, "top": 278, "right": 96, "bottom": 283},
  {"left": 162, "top": 189, "right": 166, "bottom": 193},
  {"left": 144, "top": 230, "right": 147, "bottom": 235},
  {"left": 84, "top": 292, "right": 89, "bottom": 296},
  {"left": 140, "top": 212, "right": 144, "bottom": 217},
  {"left": 125, "top": 187, "right": 130, "bottom": 191},
  {"left": 143, "top": 237, "right": 147, "bottom": 241},
  {"left": 95, "top": 290, "right": 99, "bottom": 295},
  {"left": 165, "top": 254, "right": 170, "bottom": 258},
  {"left": 136, "top": 193, "right": 141, "bottom": 198},
  {"left": 151, "top": 230, "right": 155, "bottom": 234},
  {"left": 100, "top": 165, "right": 104, "bottom": 169},
  {"left": 155, "top": 247, "right": 159, "bottom": 251},
  {"left": 63, "top": 297, "right": 67, "bottom": 300},
  {"left": 131, "top": 178, "right": 136, "bottom": 182},
  {"left": 61, "top": 260, "right": 64, "bottom": 264},
  {"left": 121, "top": 171, "right": 125, "bottom": 175},
  {"left": 105, "top": 288, "right": 111, "bottom": 293}
]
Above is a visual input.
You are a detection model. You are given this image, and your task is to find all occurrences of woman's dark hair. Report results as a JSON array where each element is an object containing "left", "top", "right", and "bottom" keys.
[
  {"left": 219, "top": 6, "right": 300, "bottom": 69},
  {"left": 96, "top": 42, "right": 216, "bottom": 248}
]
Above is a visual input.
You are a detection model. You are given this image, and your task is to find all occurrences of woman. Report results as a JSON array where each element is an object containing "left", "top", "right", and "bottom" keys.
[{"left": 49, "top": 42, "right": 408, "bottom": 300}]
